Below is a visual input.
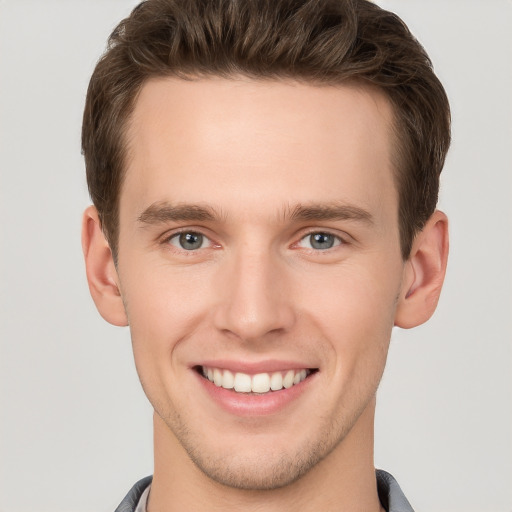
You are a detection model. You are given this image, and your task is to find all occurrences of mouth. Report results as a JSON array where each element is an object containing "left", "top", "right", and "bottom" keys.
[{"left": 195, "top": 365, "right": 318, "bottom": 395}]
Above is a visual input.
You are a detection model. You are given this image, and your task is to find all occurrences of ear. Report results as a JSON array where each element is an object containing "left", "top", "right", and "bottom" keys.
[
  {"left": 81, "top": 206, "right": 128, "bottom": 326},
  {"left": 394, "top": 210, "right": 449, "bottom": 329}
]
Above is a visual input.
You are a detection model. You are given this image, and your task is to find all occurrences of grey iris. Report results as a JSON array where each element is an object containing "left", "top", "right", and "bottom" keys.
[
  {"left": 179, "top": 232, "right": 203, "bottom": 250},
  {"left": 310, "top": 233, "right": 335, "bottom": 250}
]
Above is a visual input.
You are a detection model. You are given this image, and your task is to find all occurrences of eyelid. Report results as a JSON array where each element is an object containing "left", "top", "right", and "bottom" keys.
[
  {"left": 160, "top": 228, "right": 219, "bottom": 251},
  {"left": 293, "top": 229, "right": 349, "bottom": 250}
]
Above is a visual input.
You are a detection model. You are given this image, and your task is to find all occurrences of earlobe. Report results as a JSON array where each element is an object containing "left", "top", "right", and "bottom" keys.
[
  {"left": 394, "top": 210, "right": 449, "bottom": 329},
  {"left": 81, "top": 206, "right": 128, "bottom": 327}
]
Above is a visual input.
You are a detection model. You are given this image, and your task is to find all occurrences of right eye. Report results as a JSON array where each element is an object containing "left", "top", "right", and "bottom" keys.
[{"left": 167, "top": 231, "right": 209, "bottom": 251}]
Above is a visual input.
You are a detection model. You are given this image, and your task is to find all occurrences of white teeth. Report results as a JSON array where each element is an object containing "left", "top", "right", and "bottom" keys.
[
  {"left": 270, "top": 372, "right": 283, "bottom": 391},
  {"left": 202, "top": 366, "right": 311, "bottom": 394},
  {"left": 234, "top": 372, "right": 252, "bottom": 392},
  {"left": 293, "top": 370, "right": 308, "bottom": 385},
  {"left": 222, "top": 369, "right": 234, "bottom": 389},
  {"left": 283, "top": 370, "right": 295, "bottom": 389},
  {"left": 213, "top": 368, "right": 223, "bottom": 387},
  {"left": 252, "top": 373, "right": 270, "bottom": 393}
]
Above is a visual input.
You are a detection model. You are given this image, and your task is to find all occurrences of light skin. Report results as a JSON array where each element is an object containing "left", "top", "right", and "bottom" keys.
[{"left": 82, "top": 77, "right": 448, "bottom": 512}]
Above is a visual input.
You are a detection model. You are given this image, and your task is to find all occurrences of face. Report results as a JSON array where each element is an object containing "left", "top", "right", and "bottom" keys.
[{"left": 116, "top": 77, "right": 406, "bottom": 489}]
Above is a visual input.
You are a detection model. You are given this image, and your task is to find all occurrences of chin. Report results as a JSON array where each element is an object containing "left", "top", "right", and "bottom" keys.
[
  {"left": 172, "top": 414, "right": 353, "bottom": 491},
  {"left": 187, "top": 446, "right": 323, "bottom": 491}
]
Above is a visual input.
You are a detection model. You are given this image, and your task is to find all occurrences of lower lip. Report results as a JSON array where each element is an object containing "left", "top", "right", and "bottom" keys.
[{"left": 195, "top": 371, "right": 315, "bottom": 417}]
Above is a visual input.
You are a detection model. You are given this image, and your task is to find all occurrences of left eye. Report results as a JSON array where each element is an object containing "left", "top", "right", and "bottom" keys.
[
  {"left": 168, "top": 231, "right": 209, "bottom": 251},
  {"left": 298, "top": 232, "right": 342, "bottom": 250}
]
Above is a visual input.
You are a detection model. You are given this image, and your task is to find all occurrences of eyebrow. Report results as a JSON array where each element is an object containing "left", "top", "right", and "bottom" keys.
[
  {"left": 137, "top": 201, "right": 373, "bottom": 226},
  {"left": 138, "top": 202, "right": 221, "bottom": 225},
  {"left": 287, "top": 203, "right": 374, "bottom": 224}
]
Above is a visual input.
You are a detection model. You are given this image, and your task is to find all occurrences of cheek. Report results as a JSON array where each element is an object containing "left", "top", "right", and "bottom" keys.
[
  {"left": 297, "top": 261, "right": 400, "bottom": 370},
  {"left": 300, "top": 258, "right": 400, "bottom": 325},
  {"left": 121, "top": 263, "right": 217, "bottom": 415},
  {"left": 120, "top": 258, "right": 214, "bottom": 365}
]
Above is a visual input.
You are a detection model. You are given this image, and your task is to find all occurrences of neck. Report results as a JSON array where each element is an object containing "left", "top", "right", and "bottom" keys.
[{"left": 148, "top": 398, "right": 383, "bottom": 512}]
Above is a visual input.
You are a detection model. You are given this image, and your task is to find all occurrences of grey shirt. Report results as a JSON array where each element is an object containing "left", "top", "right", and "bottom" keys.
[{"left": 115, "top": 470, "right": 414, "bottom": 512}]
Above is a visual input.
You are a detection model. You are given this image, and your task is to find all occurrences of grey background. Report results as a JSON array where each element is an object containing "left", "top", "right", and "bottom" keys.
[{"left": 0, "top": 1, "right": 510, "bottom": 511}]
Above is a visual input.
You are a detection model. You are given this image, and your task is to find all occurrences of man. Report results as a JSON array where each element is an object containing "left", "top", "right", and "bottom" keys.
[{"left": 81, "top": 0, "right": 450, "bottom": 510}]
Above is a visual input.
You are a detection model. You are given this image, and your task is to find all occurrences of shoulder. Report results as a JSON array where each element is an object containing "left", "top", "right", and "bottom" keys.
[
  {"left": 376, "top": 469, "right": 415, "bottom": 512},
  {"left": 114, "top": 476, "right": 153, "bottom": 512}
]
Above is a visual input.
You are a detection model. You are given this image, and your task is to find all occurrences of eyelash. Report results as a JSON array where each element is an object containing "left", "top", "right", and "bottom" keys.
[
  {"left": 162, "top": 229, "right": 347, "bottom": 253},
  {"left": 163, "top": 230, "right": 216, "bottom": 252},
  {"left": 295, "top": 231, "right": 345, "bottom": 251}
]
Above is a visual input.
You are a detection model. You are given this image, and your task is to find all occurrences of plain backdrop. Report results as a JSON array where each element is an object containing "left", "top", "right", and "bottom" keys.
[{"left": 0, "top": 1, "right": 510, "bottom": 511}]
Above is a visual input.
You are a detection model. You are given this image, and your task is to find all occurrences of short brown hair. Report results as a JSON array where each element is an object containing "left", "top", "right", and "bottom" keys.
[{"left": 82, "top": 0, "right": 450, "bottom": 261}]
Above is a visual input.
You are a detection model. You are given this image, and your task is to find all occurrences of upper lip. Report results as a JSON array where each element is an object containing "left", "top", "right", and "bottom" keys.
[{"left": 193, "top": 359, "right": 318, "bottom": 374}]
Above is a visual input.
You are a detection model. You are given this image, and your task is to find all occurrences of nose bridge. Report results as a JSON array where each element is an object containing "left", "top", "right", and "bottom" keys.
[{"left": 213, "top": 239, "right": 295, "bottom": 341}]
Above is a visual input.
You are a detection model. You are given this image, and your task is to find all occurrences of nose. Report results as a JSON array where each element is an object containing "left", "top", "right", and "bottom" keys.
[{"left": 212, "top": 246, "right": 296, "bottom": 342}]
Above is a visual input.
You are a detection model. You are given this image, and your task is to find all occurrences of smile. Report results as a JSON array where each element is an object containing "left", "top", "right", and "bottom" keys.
[{"left": 199, "top": 366, "right": 313, "bottom": 394}]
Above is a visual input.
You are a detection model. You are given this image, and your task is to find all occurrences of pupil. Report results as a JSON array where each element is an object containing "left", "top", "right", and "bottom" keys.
[
  {"left": 179, "top": 232, "right": 203, "bottom": 250},
  {"left": 311, "top": 233, "right": 334, "bottom": 250}
]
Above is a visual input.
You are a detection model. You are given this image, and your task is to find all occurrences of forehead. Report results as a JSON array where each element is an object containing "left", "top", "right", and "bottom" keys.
[{"left": 122, "top": 77, "right": 398, "bottom": 226}]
